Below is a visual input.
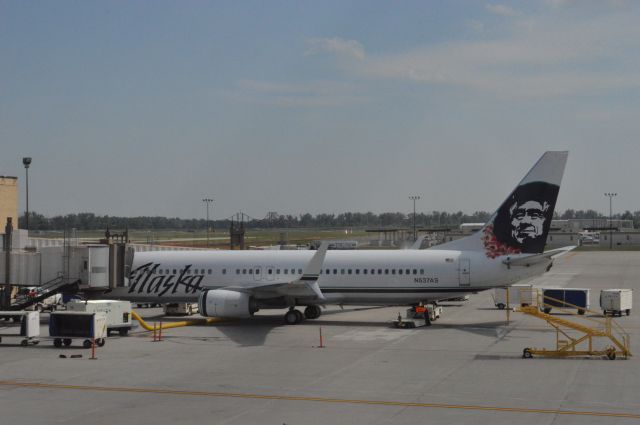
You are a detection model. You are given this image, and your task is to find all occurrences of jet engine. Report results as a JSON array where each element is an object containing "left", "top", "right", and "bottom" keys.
[{"left": 198, "top": 289, "right": 258, "bottom": 318}]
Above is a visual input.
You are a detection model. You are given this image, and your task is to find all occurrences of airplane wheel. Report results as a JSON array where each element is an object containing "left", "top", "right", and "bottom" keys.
[
  {"left": 294, "top": 309, "right": 304, "bottom": 323},
  {"left": 284, "top": 310, "right": 299, "bottom": 325},
  {"left": 97, "top": 338, "right": 106, "bottom": 347},
  {"left": 497, "top": 303, "right": 505, "bottom": 310},
  {"left": 54, "top": 338, "right": 62, "bottom": 348},
  {"left": 83, "top": 339, "right": 92, "bottom": 349},
  {"left": 63, "top": 338, "right": 72, "bottom": 346},
  {"left": 522, "top": 348, "right": 533, "bottom": 359},
  {"left": 304, "top": 305, "right": 321, "bottom": 319}
]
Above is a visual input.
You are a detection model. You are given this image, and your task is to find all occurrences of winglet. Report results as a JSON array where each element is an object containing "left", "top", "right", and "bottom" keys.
[
  {"left": 300, "top": 242, "right": 328, "bottom": 281},
  {"left": 298, "top": 242, "right": 329, "bottom": 300},
  {"left": 410, "top": 235, "right": 426, "bottom": 249}
]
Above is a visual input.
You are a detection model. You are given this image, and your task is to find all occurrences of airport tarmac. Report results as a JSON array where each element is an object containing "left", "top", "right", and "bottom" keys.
[{"left": 0, "top": 251, "right": 639, "bottom": 425}]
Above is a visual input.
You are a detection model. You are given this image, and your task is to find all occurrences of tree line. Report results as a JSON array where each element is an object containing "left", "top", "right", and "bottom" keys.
[{"left": 16, "top": 209, "right": 640, "bottom": 232}]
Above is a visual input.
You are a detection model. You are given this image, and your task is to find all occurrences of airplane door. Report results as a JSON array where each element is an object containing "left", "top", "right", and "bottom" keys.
[
  {"left": 458, "top": 258, "right": 471, "bottom": 286},
  {"left": 253, "top": 266, "right": 262, "bottom": 281}
]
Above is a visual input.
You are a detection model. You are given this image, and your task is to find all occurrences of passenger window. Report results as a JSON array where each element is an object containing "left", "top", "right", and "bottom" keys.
[
  {"left": 236, "top": 269, "right": 240, "bottom": 274},
  {"left": 413, "top": 269, "right": 417, "bottom": 275},
  {"left": 378, "top": 269, "right": 382, "bottom": 274},
  {"left": 392, "top": 269, "right": 396, "bottom": 275},
  {"left": 398, "top": 269, "right": 403, "bottom": 275},
  {"left": 208, "top": 269, "right": 212, "bottom": 275},
  {"left": 348, "top": 269, "right": 352, "bottom": 275},
  {"left": 249, "top": 269, "right": 253, "bottom": 274},
  {"left": 173, "top": 269, "right": 177, "bottom": 274},
  {"left": 326, "top": 269, "right": 330, "bottom": 275},
  {"left": 298, "top": 269, "right": 302, "bottom": 274},
  {"left": 363, "top": 269, "right": 367, "bottom": 274},
  {"left": 222, "top": 269, "right": 226, "bottom": 275},
  {"left": 284, "top": 269, "right": 288, "bottom": 274},
  {"left": 341, "top": 269, "right": 345, "bottom": 275},
  {"left": 384, "top": 269, "right": 389, "bottom": 275},
  {"left": 291, "top": 269, "right": 295, "bottom": 274},
  {"left": 333, "top": 269, "right": 337, "bottom": 274},
  {"left": 277, "top": 269, "right": 280, "bottom": 274},
  {"left": 268, "top": 269, "right": 272, "bottom": 274},
  {"left": 256, "top": 269, "right": 261, "bottom": 274},
  {"left": 420, "top": 269, "right": 424, "bottom": 275},
  {"left": 406, "top": 269, "right": 410, "bottom": 275},
  {"left": 242, "top": 269, "right": 247, "bottom": 274}
]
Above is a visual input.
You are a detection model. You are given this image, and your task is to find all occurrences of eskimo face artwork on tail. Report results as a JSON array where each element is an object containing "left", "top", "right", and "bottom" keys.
[{"left": 483, "top": 182, "right": 560, "bottom": 258}]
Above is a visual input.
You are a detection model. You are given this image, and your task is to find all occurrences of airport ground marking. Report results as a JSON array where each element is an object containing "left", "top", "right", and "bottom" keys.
[{"left": 0, "top": 381, "right": 639, "bottom": 420}]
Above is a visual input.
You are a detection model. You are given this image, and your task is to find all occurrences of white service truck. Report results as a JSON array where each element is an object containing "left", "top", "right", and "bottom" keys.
[
  {"left": 600, "top": 289, "right": 632, "bottom": 316},
  {"left": 66, "top": 300, "right": 133, "bottom": 336}
]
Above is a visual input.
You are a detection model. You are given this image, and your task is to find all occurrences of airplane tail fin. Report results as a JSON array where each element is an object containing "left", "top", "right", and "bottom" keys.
[{"left": 430, "top": 151, "right": 568, "bottom": 258}]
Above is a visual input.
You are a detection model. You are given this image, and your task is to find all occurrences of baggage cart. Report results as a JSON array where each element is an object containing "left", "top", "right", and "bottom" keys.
[{"left": 49, "top": 311, "right": 107, "bottom": 348}]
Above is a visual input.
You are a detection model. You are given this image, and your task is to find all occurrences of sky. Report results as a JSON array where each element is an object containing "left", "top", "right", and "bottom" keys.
[{"left": 1, "top": 0, "right": 639, "bottom": 220}]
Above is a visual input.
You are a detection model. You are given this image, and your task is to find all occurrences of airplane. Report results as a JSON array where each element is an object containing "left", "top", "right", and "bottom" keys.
[{"left": 105, "top": 151, "right": 571, "bottom": 324}]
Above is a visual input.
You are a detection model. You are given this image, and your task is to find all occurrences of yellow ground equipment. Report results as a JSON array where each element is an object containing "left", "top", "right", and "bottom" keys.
[
  {"left": 131, "top": 310, "right": 222, "bottom": 331},
  {"left": 513, "top": 289, "right": 631, "bottom": 360}
]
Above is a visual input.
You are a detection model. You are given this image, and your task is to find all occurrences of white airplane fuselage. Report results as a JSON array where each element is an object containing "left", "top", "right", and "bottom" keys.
[{"left": 107, "top": 248, "right": 549, "bottom": 305}]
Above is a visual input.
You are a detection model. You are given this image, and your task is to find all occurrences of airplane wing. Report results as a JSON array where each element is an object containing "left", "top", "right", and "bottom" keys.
[
  {"left": 221, "top": 243, "right": 329, "bottom": 300},
  {"left": 503, "top": 245, "right": 576, "bottom": 267}
]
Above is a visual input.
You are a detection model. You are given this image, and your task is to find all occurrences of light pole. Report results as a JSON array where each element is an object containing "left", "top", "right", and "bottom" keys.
[
  {"left": 22, "top": 157, "right": 32, "bottom": 232},
  {"left": 604, "top": 193, "right": 617, "bottom": 249},
  {"left": 203, "top": 198, "right": 214, "bottom": 247},
  {"left": 409, "top": 195, "right": 420, "bottom": 242}
]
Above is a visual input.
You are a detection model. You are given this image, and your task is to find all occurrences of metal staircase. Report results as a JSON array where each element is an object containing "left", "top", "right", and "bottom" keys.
[
  {"left": 516, "top": 289, "right": 631, "bottom": 360},
  {"left": 10, "top": 276, "right": 80, "bottom": 311}
]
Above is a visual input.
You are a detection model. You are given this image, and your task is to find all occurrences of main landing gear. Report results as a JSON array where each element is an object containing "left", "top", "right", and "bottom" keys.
[{"left": 283, "top": 305, "right": 322, "bottom": 325}]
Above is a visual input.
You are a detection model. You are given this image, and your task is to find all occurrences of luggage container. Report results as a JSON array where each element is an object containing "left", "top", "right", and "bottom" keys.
[
  {"left": 66, "top": 300, "right": 133, "bottom": 336},
  {"left": 494, "top": 284, "right": 534, "bottom": 309},
  {"left": 540, "top": 288, "right": 590, "bottom": 315},
  {"left": 0, "top": 311, "right": 40, "bottom": 346},
  {"left": 49, "top": 311, "right": 107, "bottom": 348},
  {"left": 600, "top": 289, "right": 632, "bottom": 316}
]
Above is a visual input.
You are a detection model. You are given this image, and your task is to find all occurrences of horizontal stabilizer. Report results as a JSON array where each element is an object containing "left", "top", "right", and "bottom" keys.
[{"left": 503, "top": 246, "right": 576, "bottom": 267}]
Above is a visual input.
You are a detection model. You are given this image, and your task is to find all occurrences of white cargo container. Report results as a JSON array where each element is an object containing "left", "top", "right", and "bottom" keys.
[
  {"left": 0, "top": 311, "right": 40, "bottom": 346},
  {"left": 494, "top": 284, "right": 534, "bottom": 309},
  {"left": 66, "top": 300, "right": 133, "bottom": 336},
  {"left": 600, "top": 289, "right": 633, "bottom": 316}
]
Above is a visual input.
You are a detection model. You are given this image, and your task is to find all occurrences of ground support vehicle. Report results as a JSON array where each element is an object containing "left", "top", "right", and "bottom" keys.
[
  {"left": 494, "top": 284, "right": 534, "bottom": 309},
  {"left": 540, "top": 288, "right": 590, "bottom": 315},
  {"left": 66, "top": 300, "right": 132, "bottom": 336},
  {"left": 163, "top": 303, "right": 198, "bottom": 316},
  {"left": 49, "top": 311, "right": 107, "bottom": 348},
  {"left": 0, "top": 311, "right": 40, "bottom": 346},
  {"left": 600, "top": 289, "right": 632, "bottom": 317},
  {"left": 393, "top": 304, "right": 442, "bottom": 328}
]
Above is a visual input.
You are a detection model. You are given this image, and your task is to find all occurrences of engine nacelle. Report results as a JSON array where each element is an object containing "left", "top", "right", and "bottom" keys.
[{"left": 198, "top": 289, "right": 257, "bottom": 318}]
